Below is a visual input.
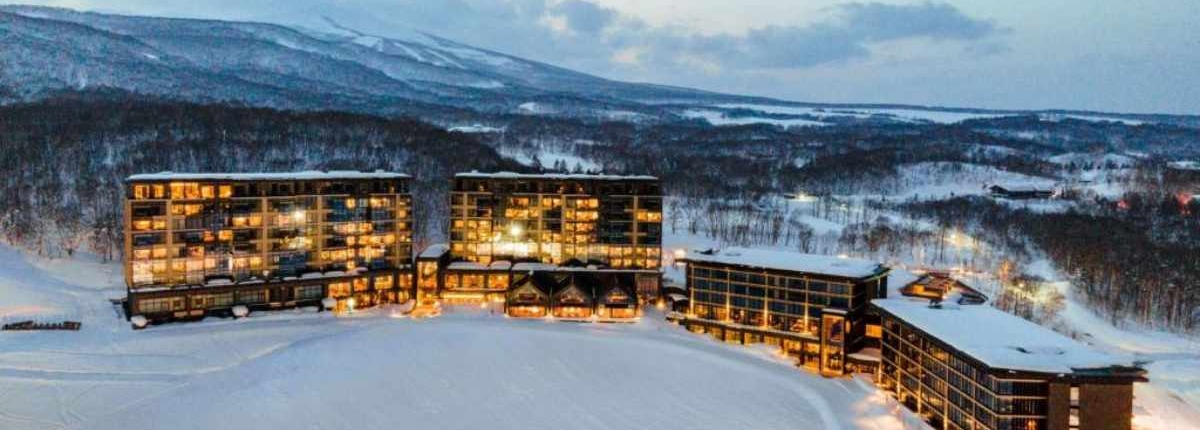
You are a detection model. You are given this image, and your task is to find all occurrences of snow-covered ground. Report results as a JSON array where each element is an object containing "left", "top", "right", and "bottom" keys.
[
  {"left": 857, "top": 161, "right": 1057, "bottom": 200},
  {"left": 711, "top": 104, "right": 1009, "bottom": 124},
  {"left": 447, "top": 124, "right": 506, "bottom": 133},
  {"left": 682, "top": 109, "right": 828, "bottom": 127},
  {"left": 710, "top": 103, "right": 1154, "bottom": 126},
  {"left": 1040, "top": 113, "right": 1146, "bottom": 126},
  {"left": 1018, "top": 260, "right": 1200, "bottom": 430},
  {"left": 499, "top": 148, "right": 600, "bottom": 172},
  {"left": 0, "top": 244, "right": 929, "bottom": 430},
  {"left": 1047, "top": 152, "right": 1136, "bottom": 168}
]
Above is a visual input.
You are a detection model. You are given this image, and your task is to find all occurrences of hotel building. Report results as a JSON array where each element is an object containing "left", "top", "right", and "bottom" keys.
[
  {"left": 447, "top": 172, "right": 663, "bottom": 304},
  {"left": 675, "top": 248, "right": 890, "bottom": 375},
  {"left": 874, "top": 299, "right": 1145, "bottom": 430},
  {"left": 124, "top": 171, "right": 413, "bottom": 322}
]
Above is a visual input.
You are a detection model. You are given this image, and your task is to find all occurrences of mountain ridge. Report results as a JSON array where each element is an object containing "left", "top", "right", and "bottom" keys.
[{"left": 1, "top": 5, "right": 1197, "bottom": 127}]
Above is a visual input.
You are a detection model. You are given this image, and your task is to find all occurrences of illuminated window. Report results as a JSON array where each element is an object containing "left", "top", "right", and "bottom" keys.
[
  {"left": 375, "top": 276, "right": 394, "bottom": 290},
  {"left": 328, "top": 282, "right": 351, "bottom": 298}
]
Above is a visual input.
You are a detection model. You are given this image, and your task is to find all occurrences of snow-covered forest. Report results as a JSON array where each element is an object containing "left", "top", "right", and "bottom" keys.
[
  {"left": 2, "top": 91, "right": 1199, "bottom": 335},
  {"left": 0, "top": 94, "right": 522, "bottom": 258}
]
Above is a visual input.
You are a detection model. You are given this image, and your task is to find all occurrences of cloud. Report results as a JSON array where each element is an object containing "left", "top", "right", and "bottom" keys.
[
  {"left": 837, "top": 2, "right": 1001, "bottom": 41},
  {"left": 551, "top": 0, "right": 616, "bottom": 35},
  {"left": 645, "top": 2, "right": 1005, "bottom": 69}
]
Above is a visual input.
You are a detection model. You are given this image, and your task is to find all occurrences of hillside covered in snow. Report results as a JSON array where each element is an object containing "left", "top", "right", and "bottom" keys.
[{"left": 2, "top": 6, "right": 1197, "bottom": 129}]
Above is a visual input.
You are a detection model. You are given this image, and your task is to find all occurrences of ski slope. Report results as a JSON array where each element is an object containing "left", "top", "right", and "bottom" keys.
[{"left": 0, "top": 244, "right": 927, "bottom": 430}]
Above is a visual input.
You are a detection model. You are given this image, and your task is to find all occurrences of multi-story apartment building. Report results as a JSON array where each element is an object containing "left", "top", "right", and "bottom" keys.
[
  {"left": 874, "top": 299, "right": 1145, "bottom": 430},
  {"left": 675, "top": 248, "right": 890, "bottom": 375},
  {"left": 124, "top": 171, "right": 413, "bottom": 323},
  {"left": 448, "top": 172, "right": 663, "bottom": 301}
]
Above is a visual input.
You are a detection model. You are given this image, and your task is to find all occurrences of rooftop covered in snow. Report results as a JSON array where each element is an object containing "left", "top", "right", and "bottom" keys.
[
  {"left": 418, "top": 244, "right": 450, "bottom": 259},
  {"left": 127, "top": 170, "right": 410, "bottom": 182},
  {"left": 873, "top": 298, "right": 1143, "bottom": 375},
  {"left": 680, "top": 247, "right": 887, "bottom": 280},
  {"left": 455, "top": 171, "right": 657, "bottom": 181}
]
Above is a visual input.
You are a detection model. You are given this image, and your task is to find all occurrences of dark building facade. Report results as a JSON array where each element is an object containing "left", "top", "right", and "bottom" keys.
[
  {"left": 124, "top": 171, "right": 413, "bottom": 323},
  {"left": 988, "top": 185, "right": 1054, "bottom": 200}
]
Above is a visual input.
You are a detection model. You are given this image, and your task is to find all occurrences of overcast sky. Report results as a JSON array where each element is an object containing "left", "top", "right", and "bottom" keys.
[{"left": 26, "top": 0, "right": 1200, "bottom": 114}]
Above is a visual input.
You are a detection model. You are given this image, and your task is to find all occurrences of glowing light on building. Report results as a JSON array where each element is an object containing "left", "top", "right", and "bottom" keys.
[{"left": 791, "top": 191, "right": 817, "bottom": 203}]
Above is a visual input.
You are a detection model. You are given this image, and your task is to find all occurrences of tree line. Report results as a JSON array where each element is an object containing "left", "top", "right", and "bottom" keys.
[
  {"left": 900, "top": 195, "right": 1200, "bottom": 332},
  {"left": 0, "top": 92, "right": 522, "bottom": 259}
]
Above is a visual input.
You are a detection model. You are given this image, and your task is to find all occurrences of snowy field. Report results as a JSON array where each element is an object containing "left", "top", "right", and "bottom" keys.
[
  {"left": 499, "top": 148, "right": 600, "bottom": 172},
  {"left": 708, "top": 103, "right": 1153, "bottom": 126},
  {"left": 682, "top": 108, "right": 829, "bottom": 127},
  {"left": 0, "top": 245, "right": 927, "bottom": 430}
]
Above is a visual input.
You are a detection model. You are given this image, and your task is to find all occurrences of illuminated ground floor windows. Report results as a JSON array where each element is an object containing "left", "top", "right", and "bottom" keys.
[{"left": 127, "top": 270, "right": 412, "bottom": 326}]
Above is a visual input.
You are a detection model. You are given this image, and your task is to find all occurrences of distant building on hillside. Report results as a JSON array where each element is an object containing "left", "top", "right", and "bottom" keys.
[
  {"left": 900, "top": 272, "right": 987, "bottom": 305},
  {"left": 673, "top": 247, "right": 890, "bottom": 376},
  {"left": 989, "top": 185, "right": 1054, "bottom": 200},
  {"left": 123, "top": 171, "right": 414, "bottom": 324},
  {"left": 1165, "top": 161, "right": 1200, "bottom": 191},
  {"left": 874, "top": 299, "right": 1145, "bottom": 430}
]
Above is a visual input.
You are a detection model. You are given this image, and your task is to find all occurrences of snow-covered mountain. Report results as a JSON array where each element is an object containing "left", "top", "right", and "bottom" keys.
[
  {"left": 0, "top": 5, "right": 729, "bottom": 119},
  {"left": 1, "top": 6, "right": 1195, "bottom": 127}
]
